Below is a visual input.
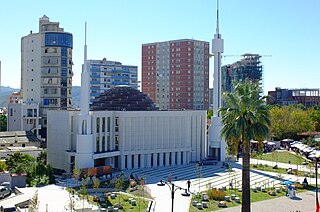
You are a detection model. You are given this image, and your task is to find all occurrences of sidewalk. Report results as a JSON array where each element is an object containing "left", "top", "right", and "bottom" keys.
[
  {"left": 217, "top": 190, "right": 316, "bottom": 212},
  {"left": 144, "top": 158, "right": 318, "bottom": 212}
]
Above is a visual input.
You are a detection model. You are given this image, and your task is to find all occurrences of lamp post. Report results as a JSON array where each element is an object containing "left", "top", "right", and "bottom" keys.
[
  {"left": 316, "top": 157, "right": 319, "bottom": 212},
  {"left": 157, "top": 180, "right": 184, "bottom": 212}
]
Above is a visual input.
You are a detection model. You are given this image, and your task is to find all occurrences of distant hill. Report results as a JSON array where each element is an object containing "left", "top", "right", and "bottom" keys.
[
  {"left": 0, "top": 86, "right": 19, "bottom": 107},
  {"left": 0, "top": 86, "right": 81, "bottom": 108}
]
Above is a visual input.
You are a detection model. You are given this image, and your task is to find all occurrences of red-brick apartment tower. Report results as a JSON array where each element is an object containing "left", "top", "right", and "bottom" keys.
[{"left": 142, "top": 39, "right": 209, "bottom": 110}]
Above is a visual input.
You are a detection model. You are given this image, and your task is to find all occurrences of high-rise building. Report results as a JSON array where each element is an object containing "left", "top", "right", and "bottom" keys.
[
  {"left": 20, "top": 15, "right": 73, "bottom": 137},
  {"left": 142, "top": 39, "right": 210, "bottom": 110},
  {"left": 88, "top": 58, "right": 138, "bottom": 102},
  {"left": 221, "top": 53, "right": 263, "bottom": 93}
]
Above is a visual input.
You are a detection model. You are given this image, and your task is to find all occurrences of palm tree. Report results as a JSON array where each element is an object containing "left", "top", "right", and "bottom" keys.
[{"left": 220, "top": 80, "right": 271, "bottom": 212}]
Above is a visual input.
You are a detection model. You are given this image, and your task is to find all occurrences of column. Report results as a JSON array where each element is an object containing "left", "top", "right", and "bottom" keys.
[
  {"left": 134, "top": 154, "right": 139, "bottom": 169},
  {"left": 176, "top": 152, "right": 181, "bottom": 165},
  {"left": 121, "top": 155, "right": 126, "bottom": 170},
  {"left": 127, "top": 155, "right": 132, "bottom": 169},
  {"left": 153, "top": 153, "right": 157, "bottom": 167},
  {"left": 183, "top": 151, "right": 187, "bottom": 165},
  {"left": 159, "top": 153, "right": 164, "bottom": 167},
  {"left": 140, "top": 154, "right": 145, "bottom": 168},
  {"left": 165, "top": 152, "right": 170, "bottom": 167},
  {"left": 147, "top": 153, "right": 152, "bottom": 167}
]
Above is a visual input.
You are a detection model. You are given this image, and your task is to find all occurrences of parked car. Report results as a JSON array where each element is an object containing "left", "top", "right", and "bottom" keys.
[
  {"left": 0, "top": 186, "right": 11, "bottom": 199},
  {"left": 197, "top": 160, "right": 218, "bottom": 166}
]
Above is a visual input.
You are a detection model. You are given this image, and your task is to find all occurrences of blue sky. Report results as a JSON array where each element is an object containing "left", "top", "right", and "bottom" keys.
[{"left": 0, "top": 0, "right": 319, "bottom": 94}]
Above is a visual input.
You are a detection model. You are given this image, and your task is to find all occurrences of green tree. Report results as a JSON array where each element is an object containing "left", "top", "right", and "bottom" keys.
[
  {"left": 220, "top": 80, "right": 271, "bottom": 212},
  {"left": 0, "top": 161, "right": 7, "bottom": 172},
  {"left": 207, "top": 109, "right": 213, "bottom": 119},
  {"left": 115, "top": 173, "right": 125, "bottom": 204},
  {"left": 0, "top": 114, "right": 7, "bottom": 131},
  {"left": 93, "top": 177, "right": 100, "bottom": 190},
  {"left": 270, "top": 106, "right": 313, "bottom": 140}
]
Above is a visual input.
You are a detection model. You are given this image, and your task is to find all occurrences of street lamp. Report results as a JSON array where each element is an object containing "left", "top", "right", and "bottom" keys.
[
  {"left": 316, "top": 157, "right": 319, "bottom": 212},
  {"left": 157, "top": 180, "right": 185, "bottom": 212},
  {"left": 310, "top": 152, "right": 320, "bottom": 212}
]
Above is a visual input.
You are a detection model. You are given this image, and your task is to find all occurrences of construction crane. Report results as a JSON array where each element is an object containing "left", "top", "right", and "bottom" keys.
[{"left": 209, "top": 53, "right": 272, "bottom": 58}]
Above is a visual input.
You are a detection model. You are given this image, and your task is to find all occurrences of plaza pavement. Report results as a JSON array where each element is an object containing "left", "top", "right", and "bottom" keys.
[{"left": 128, "top": 158, "right": 318, "bottom": 212}]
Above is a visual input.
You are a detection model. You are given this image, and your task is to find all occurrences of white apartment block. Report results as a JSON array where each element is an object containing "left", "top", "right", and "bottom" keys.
[{"left": 20, "top": 15, "right": 73, "bottom": 138}]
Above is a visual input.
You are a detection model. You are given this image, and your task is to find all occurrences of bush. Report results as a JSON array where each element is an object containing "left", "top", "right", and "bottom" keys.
[
  {"left": 294, "top": 183, "right": 304, "bottom": 189},
  {"left": 207, "top": 189, "right": 226, "bottom": 201}
]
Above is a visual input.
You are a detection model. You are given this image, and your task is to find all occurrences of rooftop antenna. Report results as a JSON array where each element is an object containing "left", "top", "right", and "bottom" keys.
[
  {"left": 84, "top": 22, "right": 87, "bottom": 65},
  {"left": 216, "top": 0, "right": 220, "bottom": 35}
]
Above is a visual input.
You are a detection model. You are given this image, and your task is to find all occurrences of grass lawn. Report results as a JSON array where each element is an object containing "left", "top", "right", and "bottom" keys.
[
  {"left": 250, "top": 163, "right": 316, "bottom": 179},
  {"left": 189, "top": 185, "right": 316, "bottom": 211},
  {"left": 252, "top": 150, "right": 306, "bottom": 165},
  {"left": 95, "top": 193, "right": 149, "bottom": 211}
]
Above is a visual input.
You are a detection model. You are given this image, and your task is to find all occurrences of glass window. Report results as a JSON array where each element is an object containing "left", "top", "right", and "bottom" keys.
[{"left": 96, "top": 117, "right": 100, "bottom": 133}]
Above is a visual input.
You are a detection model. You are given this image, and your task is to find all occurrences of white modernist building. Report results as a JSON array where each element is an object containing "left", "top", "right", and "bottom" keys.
[
  {"left": 47, "top": 109, "right": 206, "bottom": 173},
  {"left": 47, "top": 25, "right": 206, "bottom": 173}
]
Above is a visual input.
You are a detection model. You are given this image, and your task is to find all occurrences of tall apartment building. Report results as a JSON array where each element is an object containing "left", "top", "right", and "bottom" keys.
[
  {"left": 20, "top": 15, "right": 73, "bottom": 137},
  {"left": 221, "top": 53, "right": 263, "bottom": 93},
  {"left": 88, "top": 58, "right": 138, "bottom": 102},
  {"left": 142, "top": 39, "right": 209, "bottom": 110}
]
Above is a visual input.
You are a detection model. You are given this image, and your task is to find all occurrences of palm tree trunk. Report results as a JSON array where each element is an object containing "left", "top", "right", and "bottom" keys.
[{"left": 242, "top": 140, "right": 251, "bottom": 212}]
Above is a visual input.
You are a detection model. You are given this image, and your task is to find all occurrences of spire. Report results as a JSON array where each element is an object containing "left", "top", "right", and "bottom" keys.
[
  {"left": 84, "top": 22, "right": 87, "bottom": 68},
  {"left": 216, "top": 0, "right": 220, "bottom": 35}
]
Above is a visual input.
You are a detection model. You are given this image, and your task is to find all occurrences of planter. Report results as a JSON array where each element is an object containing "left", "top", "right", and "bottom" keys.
[
  {"left": 196, "top": 203, "right": 202, "bottom": 209},
  {"left": 218, "top": 201, "right": 227, "bottom": 207},
  {"left": 202, "top": 201, "right": 208, "bottom": 208},
  {"left": 192, "top": 200, "right": 198, "bottom": 206},
  {"left": 224, "top": 196, "right": 230, "bottom": 202},
  {"left": 234, "top": 197, "right": 240, "bottom": 203},
  {"left": 231, "top": 194, "right": 236, "bottom": 200}
]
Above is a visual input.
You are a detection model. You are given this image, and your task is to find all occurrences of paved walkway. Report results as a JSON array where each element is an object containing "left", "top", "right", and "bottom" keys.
[
  {"left": 127, "top": 157, "right": 318, "bottom": 212},
  {"left": 217, "top": 190, "right": 316, "bottom": 212}
]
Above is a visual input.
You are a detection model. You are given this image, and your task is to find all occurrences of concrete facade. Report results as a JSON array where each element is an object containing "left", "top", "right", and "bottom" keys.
[
  {"left": 47, "top": 110, "right": 207, "bottom": 173},
  {"left": 88, "top": 58, "right": 138, "bottom": 102},
  {"left": 21, "top": 15, "right": 73, "bottom": 138},
  {"left": 7, "top": 103, "right": 41, "bottom": 137},
  {"left": 142, "top": 39, "right": 210, "bottom": 110}
]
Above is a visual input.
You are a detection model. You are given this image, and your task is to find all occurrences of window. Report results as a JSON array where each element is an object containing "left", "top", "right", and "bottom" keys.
[
  {"left": 107, "top": 117, "right": 110, "bottom": 132},
  {"left": 96, "top": 117, "right": 100, "bottom": 133},
  {"left": 102, "top": 136, "right": 105, "bottom": 151},
  {"left": 107, "top": 136, "right": 110, "bottom": 151},
  {"left": 102, "top": 117, "right": 105, "bottom": 133},
  {"left": 96, "top": 137, "right": 100, "bottom": 152}
]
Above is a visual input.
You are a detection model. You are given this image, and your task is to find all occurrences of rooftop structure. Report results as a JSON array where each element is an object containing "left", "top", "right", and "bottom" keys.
[
  {"left": 268, "top": 87, "right": 320, "bottom": 107},
  {"left": 90, "top": 86, "right": 158, "bottom": 111}
]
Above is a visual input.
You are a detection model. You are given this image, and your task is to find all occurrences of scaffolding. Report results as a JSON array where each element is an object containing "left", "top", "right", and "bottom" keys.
[{"left": 221, "top": 53, "right": 263, "bottom": 93}]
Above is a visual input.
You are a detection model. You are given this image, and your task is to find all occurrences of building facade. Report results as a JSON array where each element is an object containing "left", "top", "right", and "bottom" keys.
[
  {"left": 142, "top": 39, "right": 210, "bottom": 110},
  {"left": 47, "top": 110, "right": 207, "bottom": 173},
  {"left": 268, "top": 87, "right": 320, "bottom": 107},
  {"left": 88, "top": 58, "right": 138, "bottom": 102},
  {"left": 221, "top": 54, "right": 263, "bottom": 93},
  {"left": 21, "top": 15, "right": 73, "bottom": 137},
  {"left": 7, "top": 103, "right": 41, "bottom": 137}
]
